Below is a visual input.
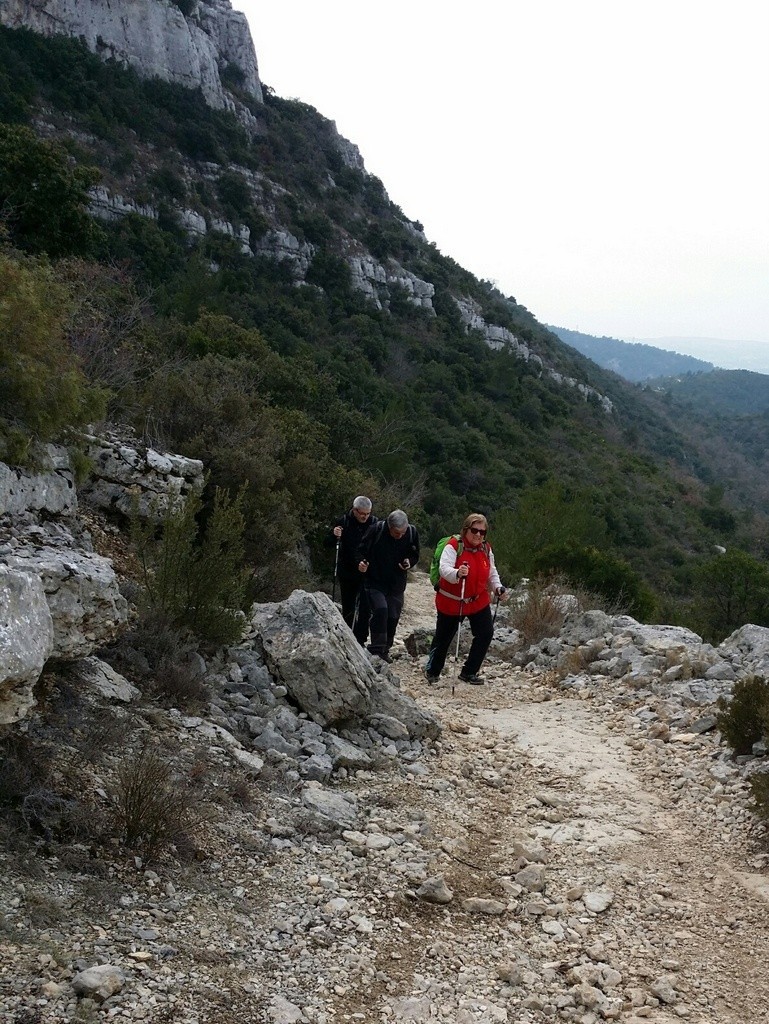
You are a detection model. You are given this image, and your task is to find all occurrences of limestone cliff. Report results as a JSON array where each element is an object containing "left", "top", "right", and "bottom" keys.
[{"left": 0, "top": 0, "right": 262, "bottom": 109}]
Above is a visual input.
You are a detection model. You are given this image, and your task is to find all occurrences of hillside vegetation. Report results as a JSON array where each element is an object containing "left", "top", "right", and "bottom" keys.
[
  {"left": 550, "top": 325, "right": 714, "bottom": 381},
  {"left": 645, "top": 368, "right": 769, "bottom": 416},
  {"left": 2, "top": 25, "right": 769, "bottom": 640}
]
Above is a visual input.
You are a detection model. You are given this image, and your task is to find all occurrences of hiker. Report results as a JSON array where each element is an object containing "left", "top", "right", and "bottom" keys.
[
  {"left": 357, "top": 509, "right": 420, "bottom": 663},
  {"left": 424, "top": 513, "right": 508, "bottom": 685},
  {"left": 329, "top": 496, "right": 377, "bottom": 645}
]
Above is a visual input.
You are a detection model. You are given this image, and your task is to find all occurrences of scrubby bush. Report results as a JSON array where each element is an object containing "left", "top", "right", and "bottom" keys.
[
  {"left": 532, "top": 543, "right": 655, "bottom": 621},
  {"left": 0, "top": 123, "right": 101, "bottom": 257},
  {"left": 113, "top": 744, "right": 202, "bottom": 862},
  {"left": 510, "top": 577, "right": 567, "bottom": 645},
  {"left": 692, "top": 549, "right": 769, "bottom": 642},
  {"left": 716, "top": 675, "right": 769, "bottom": 755}
]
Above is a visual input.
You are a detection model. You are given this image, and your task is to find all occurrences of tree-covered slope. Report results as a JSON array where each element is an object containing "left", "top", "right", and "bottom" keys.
[
  {"left": 645, "top": 368, "right": 769, "bottom": 416},
  {"left": 1, "top": 24, "right": 767, "bottom": 635},
  {"left": 550, "top": 325, "right": 714, "bottom": 381}
]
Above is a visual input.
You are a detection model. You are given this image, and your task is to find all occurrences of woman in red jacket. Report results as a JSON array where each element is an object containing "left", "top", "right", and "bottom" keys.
[{"left": 424, "top": 513, "right": 508, "bottom": 685}]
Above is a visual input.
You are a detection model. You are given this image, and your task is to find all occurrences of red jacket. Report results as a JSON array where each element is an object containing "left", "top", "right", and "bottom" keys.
[{"left": 435, "top": 537, "right": 500, "bottom": 616}]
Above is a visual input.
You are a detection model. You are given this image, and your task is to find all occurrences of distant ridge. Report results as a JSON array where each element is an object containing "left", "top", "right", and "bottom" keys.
[
  {"left": 548, "top": 326, "right": 713, "bottom": 382},
  {"left": 645, "top": 368, "right": 769, "bottom": 416},
  {"left": 626, "top": 336, "right": 769, "bottom": 376}
]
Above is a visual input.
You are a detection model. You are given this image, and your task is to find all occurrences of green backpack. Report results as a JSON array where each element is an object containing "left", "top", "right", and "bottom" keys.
[{"left": 429, "top": 535, "right": 463, "bottom": 590}]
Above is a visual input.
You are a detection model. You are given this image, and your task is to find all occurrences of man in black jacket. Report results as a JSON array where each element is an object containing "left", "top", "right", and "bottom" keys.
[
  {"left": 357, "top": 509, "right": 419, "bottom": 663},
  {"left": 330, "top": 496, "right": 377, "bottom": 645}
]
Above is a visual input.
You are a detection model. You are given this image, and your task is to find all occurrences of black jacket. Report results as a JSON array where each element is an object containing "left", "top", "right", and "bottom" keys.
[
  {"left": 358, "top": 521, "right": 420, "bottom": 595},
  {"left": 329, "top": 510, "right": 379, "bottom": 582}
]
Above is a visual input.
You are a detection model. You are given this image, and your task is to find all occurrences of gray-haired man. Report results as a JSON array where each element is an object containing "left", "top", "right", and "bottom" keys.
[
  {"left": 329, "top": 496, "right": 377, "bottom": 644},
  {"left": 357, "top": 509, "right": 420, "bottom": 663}
]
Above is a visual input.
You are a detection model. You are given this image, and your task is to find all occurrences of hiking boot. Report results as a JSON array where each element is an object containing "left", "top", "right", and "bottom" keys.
[
  {"left": 459, "top": 671, "right": 485, "bottom": 685},
  {"left": 367, "top": 645, "right": 391, "bottom": 664},
  {"left": 423, "top": 668, "right": 440, "bottom": 685}
]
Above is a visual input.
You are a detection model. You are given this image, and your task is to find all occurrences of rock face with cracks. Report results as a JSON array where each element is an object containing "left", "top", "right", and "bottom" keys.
[{"left": 250, "top": 589, "right": 441, "bottom": 741}]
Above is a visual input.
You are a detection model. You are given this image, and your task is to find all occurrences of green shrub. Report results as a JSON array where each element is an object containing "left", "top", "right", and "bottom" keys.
[
  {"left": 0, "top": 253, "right": 107, "bottom": 463},
  {"left": 533, "top": 543, "right": 655, "bottom": 621},
  {"left": 716, "top": 675, "right": 769, "bottom": 755},
  {"left": 216, "top": 168, "right": 253, "bottom": 221},
  {"left": 692, "top": 549, "right": 769, "bottom": 642},
  {"left": 0, "top": 123, "right": 101, "bottom": 257},
  {"left": 132, "top": 483, "right": 250, "bottom": 646}
]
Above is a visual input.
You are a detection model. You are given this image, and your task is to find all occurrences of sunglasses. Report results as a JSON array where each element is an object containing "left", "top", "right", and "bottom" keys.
[{"left": 468, "top": 527, "right": 487, "bottom": 536}]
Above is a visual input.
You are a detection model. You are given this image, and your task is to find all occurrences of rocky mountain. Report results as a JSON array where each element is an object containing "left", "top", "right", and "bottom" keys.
[
  {"left": 2, "top": 8, "right": 769, "bottom": 1011},
  {"left": 0, "top": 0, "right": 262, "bottom": 109},
  {"left": 2, "top": 4, "right": 769, "bottom": 624}
]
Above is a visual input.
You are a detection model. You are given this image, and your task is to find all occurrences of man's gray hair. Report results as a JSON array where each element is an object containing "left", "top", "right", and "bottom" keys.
[
  {"left": 387, "top": 509, "right": 409, "bottom": 530},
  {"left": 352, "top": 496, "right": 372, "bottom": 511}
]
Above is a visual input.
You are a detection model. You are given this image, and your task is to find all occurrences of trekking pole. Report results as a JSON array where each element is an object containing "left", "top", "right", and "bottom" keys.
[
  {"left": 451, "top": 579, "right": 466, "bottom": 697},
  {"left": 492, "top": 591, "right": 501, "bottom": 629},
  {"left": 352, "top": 588, "right": 361, "bottom": 633},
  {"left": 332, "top": 540, "right": 340, "bottom": 605}
]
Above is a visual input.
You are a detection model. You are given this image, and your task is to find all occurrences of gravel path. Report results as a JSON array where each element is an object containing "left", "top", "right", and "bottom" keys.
[{"left": 2, "top": 573, "right": 768, "bottom": 1023}]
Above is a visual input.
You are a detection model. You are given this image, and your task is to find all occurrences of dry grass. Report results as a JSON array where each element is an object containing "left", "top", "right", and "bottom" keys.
[
  {"left": 510, "top": 579, "right": 567, "bottom": 644},
  {"left": 112, "top": 743, "right": 206, "bottom": 863}
]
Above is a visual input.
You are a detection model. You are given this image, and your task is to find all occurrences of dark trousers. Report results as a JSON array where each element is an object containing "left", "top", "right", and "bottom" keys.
[
  {"left": 425, "top": 605, "right": 494, "bottom": 678},
  {"left": 338, "top": 575, "right": 369, "bottom": 645},
  {"left": 366, "top": 586, "right": 404, "bottom": 656}
]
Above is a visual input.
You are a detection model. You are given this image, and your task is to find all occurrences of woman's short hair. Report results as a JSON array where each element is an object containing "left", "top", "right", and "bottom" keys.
[
  {"left": 352, "top": 496, "right": 373, "bottom": 511},
  {"left": 387, "top": 509, "right": 409, "bottom": 530},
  {"left": 461, "top": 513, "right": 488, "bottom": 534}
]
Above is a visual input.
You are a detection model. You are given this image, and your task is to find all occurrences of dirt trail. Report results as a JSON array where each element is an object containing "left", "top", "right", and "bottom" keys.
[{"left": 344, "top": 572, "right": 769, "bottom": 1023}]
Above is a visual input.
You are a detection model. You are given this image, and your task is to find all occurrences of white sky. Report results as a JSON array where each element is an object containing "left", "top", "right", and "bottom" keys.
[{"left": 237, "top": 1, "right": 769, "bottom": 349}]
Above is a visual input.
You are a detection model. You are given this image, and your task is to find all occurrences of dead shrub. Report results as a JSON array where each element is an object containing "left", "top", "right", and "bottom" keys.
[
  {"left": 0, "top": 735, "right": 55, "bottom": 810},
  {"left": 560, "top": 642, "right": 603, "bottom": 677},
  {"left": 21, "top": 791, "right": 85, "bottom": 841},
  {"left": 112, "top": 743, "right": 204, "bottom": 863},
  {"left": 510, "top": 578, "right": 566, "bottom": 644},
  {"left": 78, "top": 707, "right": 132, "bottom": 764},
  {"left": 151, "top": 661, "right": 210, "bottom": 706}
]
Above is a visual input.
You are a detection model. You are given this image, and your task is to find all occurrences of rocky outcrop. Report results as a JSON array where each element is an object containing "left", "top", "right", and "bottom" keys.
[
  {"left": 0, "top": 566, "right": 55, "bottom": 724},
  {"left": 455, "top": 296, "right": 614, "bottom": 413},
  {"left": 0, "top": 0, "right": 262, "bottom": 110},
  {"left": 347, "top": 253, "right": 435, "bottom": 314},
  {"left": 0, "top": 447, "right": 76, "bottom": 518},
  {"left": 81, "top": 430, "right": 204, "bottom": 520},
  {"left": 0, "top": 431, "right": 203, "bottom": 724},
  {"left": 4, "top": 528, "right": 129, "bottom": 660},
  {"left": 253, "top": 229, "right": 316, "bottom": 278},
  {"left": 89, "top": 186, "right": 253, "bottom": 253},
  {"left": 249, "top": 590, "right": 441, "bottom": 741}
]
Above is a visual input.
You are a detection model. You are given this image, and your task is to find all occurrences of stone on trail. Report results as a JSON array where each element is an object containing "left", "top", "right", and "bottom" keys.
[
  {"left": 583, "top": 889, "right": 615, "bottom": 913},
  {"left": 250, "top": 590, "right": 440, "bottom": 740},
  {"left": 462, "top": 896, "right": 507, "bottom": 915},
  {"left": 71, "top": 965, "right": 126, "bottom": 1001},
  {"left": 415, "top": 874, "right": 454, "bottom": 904}
]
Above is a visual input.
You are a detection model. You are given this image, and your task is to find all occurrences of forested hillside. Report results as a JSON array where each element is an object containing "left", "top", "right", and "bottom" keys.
[
  {"left": 646, "top": 368, "right": 769, "bottom": 416},
  {"left": 550, "top": 326, "right": 714, "bottom": 381},
  {"left": 2, "top": 24, "right": 768, "bottom": 639}
]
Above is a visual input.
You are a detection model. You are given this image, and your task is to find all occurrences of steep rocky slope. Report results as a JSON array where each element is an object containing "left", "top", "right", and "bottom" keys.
[{"left": 0, "top": 0, "right": 261, "bottom": 108}]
